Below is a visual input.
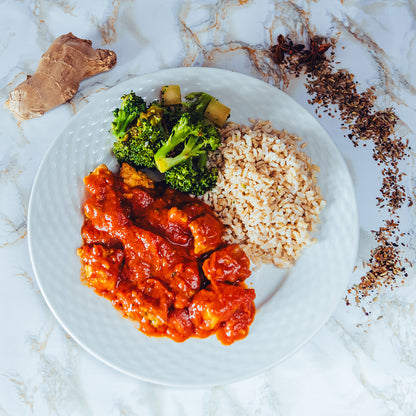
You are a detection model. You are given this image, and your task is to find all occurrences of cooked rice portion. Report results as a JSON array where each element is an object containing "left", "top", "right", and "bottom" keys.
[{"left": 202, "top": 120, "right": 326, "bottom": 268}]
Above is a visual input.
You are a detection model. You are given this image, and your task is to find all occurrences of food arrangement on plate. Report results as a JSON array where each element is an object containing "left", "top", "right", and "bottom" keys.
[
  {"left": 27, "top": 67, "right": 358, "bottom": 384},
  {"left": 77, "top": 84, "right": 325, "bottom": 345},
  {"left": 8, "top": 32, "right": 326, "bottom": 346}
]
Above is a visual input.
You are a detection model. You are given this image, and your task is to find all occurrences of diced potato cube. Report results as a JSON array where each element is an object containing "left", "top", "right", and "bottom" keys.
[
  {"left": 203, "top": 99, "right": 230, "bottom": 127},
  {"left": 160, "top": 85, "right": 181, "bottom": 106}
]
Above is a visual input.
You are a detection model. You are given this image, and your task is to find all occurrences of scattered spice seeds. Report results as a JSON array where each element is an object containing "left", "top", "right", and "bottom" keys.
[{"left": 270, "top": 34, "right": 411, "bottom": 304}]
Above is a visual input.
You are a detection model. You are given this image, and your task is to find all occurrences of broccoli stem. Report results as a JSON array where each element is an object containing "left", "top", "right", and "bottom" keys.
[
  {"left": 155, "top": 135, "right": 204, "bottom": 173},
  {"left": 184, "top": 92, "right": 213, "bottom": 115},
  {"left": 197, "top": 152, "right": 207, "bottom": 170},
  {"left": 113, "top": 113, "right": 136, "bottom": 138},
  {"left": 154, "top": 129, "right": 188, "bottom": 161},
  {"left": 193, "top": 94, "right": 212, "bottom": 114},
  {"left": 154, "top": 113, "right": 203, "bottom": 172}
]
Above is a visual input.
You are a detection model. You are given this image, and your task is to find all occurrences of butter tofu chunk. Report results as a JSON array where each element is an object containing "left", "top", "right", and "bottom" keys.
[{"left": 120, "top": 163, "right": 154, "bottom": 189}]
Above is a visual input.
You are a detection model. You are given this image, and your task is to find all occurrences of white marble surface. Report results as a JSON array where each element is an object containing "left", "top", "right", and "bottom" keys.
[{"left": 1, "top": 0, "right": 415, "bottom": 415}]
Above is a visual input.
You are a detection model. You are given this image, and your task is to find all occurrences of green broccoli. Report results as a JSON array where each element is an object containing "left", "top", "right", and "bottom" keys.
[
  {"left": 184, "top": 92, "right": 231, "bottom": 127},
  {"left": 110, "top": 87, "right": 228, "bottom": 196},
  {"left": 164, "top": 160, "right": 218, "bottom": 196},
  {"left": 111, "top": 91, "right": 147, "bottom": 138},
  {"left": 113, "top": 103, "right": 168, "bottom": 169},
  {"left": 183, "top": 92, "right": 214, "bottom": 115},
  {"left": 154, "top": 112, "right": 221, "bottom": 173}
]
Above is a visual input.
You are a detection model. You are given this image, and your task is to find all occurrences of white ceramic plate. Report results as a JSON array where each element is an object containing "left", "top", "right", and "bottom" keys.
[{"left": 28, "top": 67, "right": 358, "bottom": 387}]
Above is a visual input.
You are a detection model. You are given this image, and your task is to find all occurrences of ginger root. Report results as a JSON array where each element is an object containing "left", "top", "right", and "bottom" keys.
[{"left": 6, "top": 33, "right": 117, "bottom": 121}]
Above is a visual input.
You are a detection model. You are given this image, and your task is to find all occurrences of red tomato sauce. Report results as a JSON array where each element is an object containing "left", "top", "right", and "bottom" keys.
[{"left": 77, "top": 164, "right": 256, "bottom": 345}]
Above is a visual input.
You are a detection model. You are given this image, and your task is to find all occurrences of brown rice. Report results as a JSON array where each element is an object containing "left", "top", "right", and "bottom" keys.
[{"left": 202, "top": 119, "right": 326, "bottom": 268}]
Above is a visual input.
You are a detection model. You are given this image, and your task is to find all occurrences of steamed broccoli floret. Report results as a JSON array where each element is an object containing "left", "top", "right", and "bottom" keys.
[
  {"left": 164, "top": 160, "right": 218, "bottom": 196},
  {"left": 113, "top": 130, "right": 157, "bottom": 169},
  {"left": 111, "top": 91, "right": 147, "bottom": 138},
  {"left": 111, "top": 88, "right": 226, "bottom": 196},
  {"left": 183, "top": 92, "right": 214, "bottom": 115},
  {"left": 154, "top": 112, "right": 221, "bottom": 173},
  {"left": 113, "top": 103, "right": 168, "bottom": 169}
]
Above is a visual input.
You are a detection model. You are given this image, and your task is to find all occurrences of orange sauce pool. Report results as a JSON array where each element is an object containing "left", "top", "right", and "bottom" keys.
[{"left": 77, "top": 163, "right": 256, "bottom": 345}]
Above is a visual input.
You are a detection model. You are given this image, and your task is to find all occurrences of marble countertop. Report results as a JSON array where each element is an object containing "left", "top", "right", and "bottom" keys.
[{"left": 1, "top": 0, "right": 415, "bottom": 414}]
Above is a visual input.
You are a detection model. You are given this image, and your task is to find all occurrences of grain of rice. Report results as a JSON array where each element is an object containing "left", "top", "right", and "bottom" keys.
[{"left": 202, "top": 120, "right": 326, "bottom": 268}]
